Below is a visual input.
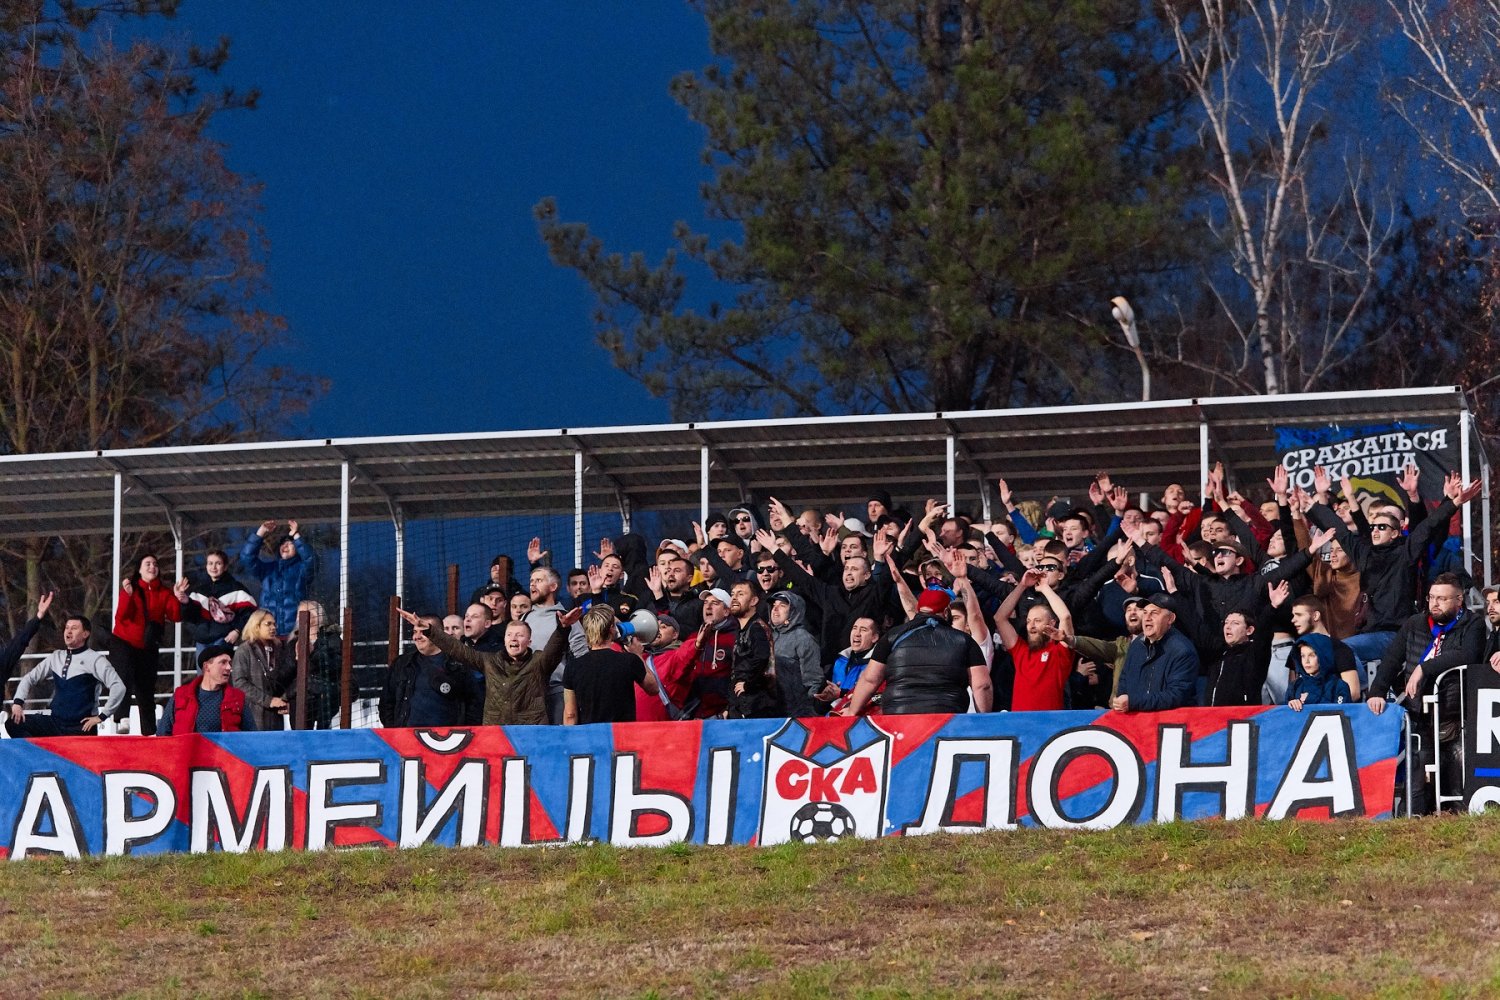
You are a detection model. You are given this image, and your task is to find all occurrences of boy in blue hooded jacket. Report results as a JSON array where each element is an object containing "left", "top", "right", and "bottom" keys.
[{"left": 1288, "top": 633, "right": 1352, "bottom": 710}]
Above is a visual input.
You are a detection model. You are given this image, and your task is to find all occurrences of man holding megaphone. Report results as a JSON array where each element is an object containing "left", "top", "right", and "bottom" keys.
[{"left": 563, "top": 607, "right": 662, "bottom": 725}]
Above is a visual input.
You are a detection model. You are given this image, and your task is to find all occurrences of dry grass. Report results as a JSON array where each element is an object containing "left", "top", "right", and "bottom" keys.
[{"left": 2, "top": 816, "right": 1500, "bottom": 998}]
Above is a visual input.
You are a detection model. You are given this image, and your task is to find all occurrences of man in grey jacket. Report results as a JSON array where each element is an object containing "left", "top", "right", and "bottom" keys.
[{"left": 768, "top": 591, "right": 822, "bottom": 718}]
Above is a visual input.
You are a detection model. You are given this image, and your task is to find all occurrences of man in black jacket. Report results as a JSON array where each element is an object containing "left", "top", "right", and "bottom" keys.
[
  {"left": 839, "top": 589, "right": 992, "bottom": 716},
  {"left": 1485, "top": 586, "right": 1500, "bottom": 668},
  {"left": 1367, "top": 573, "right": 1486, "bottom": 714},
  {"left": 380, "top": 614, "right": 481, "bottom": 728},
  {"left": 756, "top": 528, "right": 893, "bottom": 661},
  {"left": 1306, "top": 471, "right": 1479, "bottom": 666},
  {"left": 1367, "top": 572, "right": 1484, "bottom": 813}
]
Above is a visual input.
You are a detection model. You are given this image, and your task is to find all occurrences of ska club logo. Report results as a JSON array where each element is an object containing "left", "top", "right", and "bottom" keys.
[{"left": 758, "top": 717, "right": 891, "bottom": 845}]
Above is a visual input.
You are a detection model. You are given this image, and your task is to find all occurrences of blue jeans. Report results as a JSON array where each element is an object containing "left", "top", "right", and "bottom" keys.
[
  {"left": 1343, "top": 630, "right": 1394, "bottom": 692},
  {"left": 1343, "top": 630, "right": 1395, "bottom": 665}
]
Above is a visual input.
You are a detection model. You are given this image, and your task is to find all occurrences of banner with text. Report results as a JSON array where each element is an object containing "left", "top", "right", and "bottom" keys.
[
  {"left": 1276, "top": 420, "right": 1460, "bottom": 515},
  {"left": 0, "top": 706, "right": 1404, "bottom": 859},
  {"left": 1464, "top": 662, "right": 1500, "bottom": 812}
]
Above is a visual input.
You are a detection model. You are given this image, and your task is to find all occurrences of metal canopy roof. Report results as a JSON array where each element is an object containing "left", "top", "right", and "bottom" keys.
[{"left": 0, "top": 386, "right": 1478, "bottom": 540}]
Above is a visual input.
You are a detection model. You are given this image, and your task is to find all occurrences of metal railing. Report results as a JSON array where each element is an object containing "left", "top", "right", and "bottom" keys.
[{"left": 1425, "top": 664, "right": 1468, "bottom": 812}]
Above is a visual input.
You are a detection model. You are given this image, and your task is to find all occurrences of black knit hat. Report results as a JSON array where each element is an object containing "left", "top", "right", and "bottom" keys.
[{"left": 197, "top": 643, "right": 234, "bottom": 668}]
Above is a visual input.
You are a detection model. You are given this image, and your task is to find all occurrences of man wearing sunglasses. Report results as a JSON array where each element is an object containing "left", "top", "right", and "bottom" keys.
[{"left": 1306, "top": 470, "right": 1479, "bottom": 666}]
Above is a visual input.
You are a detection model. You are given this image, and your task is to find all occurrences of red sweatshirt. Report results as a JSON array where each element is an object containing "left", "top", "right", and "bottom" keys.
[{"left": 112, "top": 578, "right": 184, "bottom": 649}]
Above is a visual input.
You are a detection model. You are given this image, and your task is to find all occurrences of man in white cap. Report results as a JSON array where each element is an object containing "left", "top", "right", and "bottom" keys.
[{"left": 687, "top": 588, "right": 738, "bottom": 718}]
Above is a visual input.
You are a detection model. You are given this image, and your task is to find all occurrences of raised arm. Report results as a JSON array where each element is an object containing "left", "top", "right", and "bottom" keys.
[
  {"left": 1036, "top": 581, "right": 1073, "bottom": 641},
  {"left": 0, "top": 594, "right": 48, "bottom": 677},
  {"left": 957, "top": 578, "right": 989, "bottom": 646},
  {"left": 401, "top": 607, "right": 490, "bottom": 672},
  {"left": 885, "top": 548, "right": 919, "bottom": 620},
  {"left": 998, "top": 479, "right": 1037, "bottom": 545},
  {"left": 993, "top": 569, "right": 1037, "bottom": 650},
  {"left": 528, "top": 608, "right": 582, "bottom": 679}
]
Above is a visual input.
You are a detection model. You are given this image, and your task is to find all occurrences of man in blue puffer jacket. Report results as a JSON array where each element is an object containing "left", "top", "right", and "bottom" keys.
[{"left": 240, "top": 519, "right": 317, "bottom": 635}]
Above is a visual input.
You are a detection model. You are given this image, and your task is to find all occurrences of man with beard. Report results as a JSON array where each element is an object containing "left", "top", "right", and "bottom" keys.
[
  {"left": 1111, "top": 593, "right": 1198, "bottom": 712},
  {"left": 1368, "top": 573, "right": 1484, "bottom": 813},
  {"left": 646, "top": 553, "right": 704, "bottom": 635},
  {"left": 1484, "top": 586, "right": 1500, "bottom": 667},
  {"left": 727, "top": 580, "right": 783, "bottom": 718},
  {"left": 1366, "top": 573, "right": 1485, "bottom": 715},
  {"left": 993, "top": 568, "right": 1076, "bottom": 711},
  {"left": 523, "top": 567, "right": 569, "bottom": 650}
]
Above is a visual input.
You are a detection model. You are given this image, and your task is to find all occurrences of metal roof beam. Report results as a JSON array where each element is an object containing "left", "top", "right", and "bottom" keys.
[
  {"left": 692, "top": 429, "right": 751, "bottom": 499},
  {"left": 98, "top": 457, "right": 193, "bottom": 532},
  {"left": 329, "top": 445, "right": 398, "bottom": 521},
  {"left": 563, "top": 437, "right": 637, "bottom": 524}
]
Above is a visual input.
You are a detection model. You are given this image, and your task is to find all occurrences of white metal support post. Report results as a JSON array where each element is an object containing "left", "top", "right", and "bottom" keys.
[
  {"left": 1482, "top": 449, "right": 1493, "bottom": 589},
  {"left": 392, "top": 504, "right": 405, "bottom": 605},
  {"left": 700, "top": 445, "right": 710, "bottom": 525},
  {"left": 111, "top": 473, "right": 123, "bottom": 624},
  {"left": 945, "top": 435, "right": 957, "bottom": 513},
  {"left": 573, "top": 451, "right": 584, "bottom": 569},
  {"left": 1461, "top": 410, "right": 1474, "bottom": 576},
  {"left": 339, "top": 461, "right": 351, "bottom": 620},
  {"left": 171, "top": 516, "right": 184, "bottom": 688},
  {"left": 1198, "top": 420, "right": 1210, "bottom": 502}
]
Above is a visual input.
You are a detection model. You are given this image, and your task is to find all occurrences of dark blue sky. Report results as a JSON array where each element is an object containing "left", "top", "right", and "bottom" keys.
[{"left": 139, "top": 2, "right": 717, "bottom": 437}]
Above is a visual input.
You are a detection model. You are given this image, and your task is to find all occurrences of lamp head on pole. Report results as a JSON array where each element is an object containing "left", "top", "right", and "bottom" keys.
[{"left": 1110, "top": 296, "right": 1139, "bottom": 348}]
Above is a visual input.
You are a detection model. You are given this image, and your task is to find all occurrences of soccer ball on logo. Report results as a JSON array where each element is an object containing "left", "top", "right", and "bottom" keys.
[{"left": 789, "top": 802, "right": 856, "bottom": 843}]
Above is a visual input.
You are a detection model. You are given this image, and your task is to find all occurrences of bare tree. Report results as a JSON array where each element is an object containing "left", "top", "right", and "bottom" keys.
[
  {"left": 1155, "top": 0, "right": 1395, "bottom": 395},
  {"left": 0, "top": 29, "right": 322, "bottom": 635},
  {"left": 1385, "top": 0, "right": 1500, "bottom": 231}
]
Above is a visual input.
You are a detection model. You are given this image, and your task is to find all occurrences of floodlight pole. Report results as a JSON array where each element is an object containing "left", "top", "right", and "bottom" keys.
[{"left": 1111, "top": 296, "right": 1151, "bottom": 402}]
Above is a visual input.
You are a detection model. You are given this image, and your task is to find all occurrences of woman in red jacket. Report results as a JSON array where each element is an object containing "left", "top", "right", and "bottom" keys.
[{"left": 110, "top": 554, "right": 190, "bottom": 735}]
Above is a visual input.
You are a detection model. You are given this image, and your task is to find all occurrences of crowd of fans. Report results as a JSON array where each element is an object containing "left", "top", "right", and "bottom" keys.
[{"left": 3, "top": 465, "right": 1496, "bottom": 809}]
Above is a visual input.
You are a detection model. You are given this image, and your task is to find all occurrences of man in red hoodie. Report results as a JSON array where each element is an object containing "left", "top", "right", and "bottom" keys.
[{"left": 688, "top": 589, "right": 738, "bottom": 718}]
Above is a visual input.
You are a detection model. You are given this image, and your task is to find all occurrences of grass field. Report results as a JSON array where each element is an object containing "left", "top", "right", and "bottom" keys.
[{"left": 2, "top": 816, "right": 1498, "bottom": 998}]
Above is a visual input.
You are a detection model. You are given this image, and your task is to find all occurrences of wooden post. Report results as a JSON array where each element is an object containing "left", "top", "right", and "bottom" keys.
[
  {"left": 446, "top": 563, "right": 460, "bottom": 616},
  {"left": 387, "top": 594, "right": 401, "bottom": 665},
  {"left": 341, "top": 605, "right": 354, "bottom": 730},
  {"left": 294, "top": 608, "right": 310, "bottom": 731}
]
